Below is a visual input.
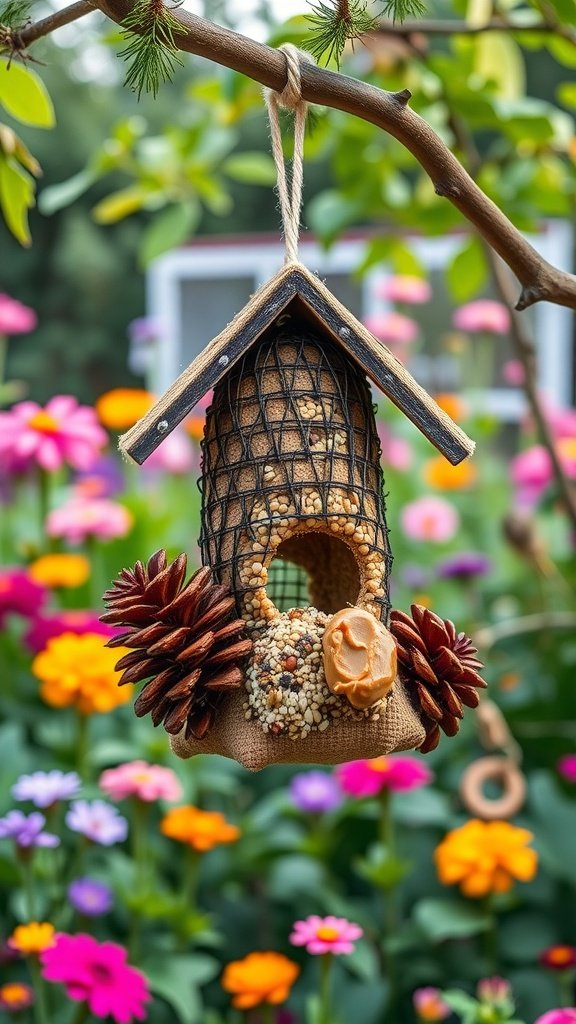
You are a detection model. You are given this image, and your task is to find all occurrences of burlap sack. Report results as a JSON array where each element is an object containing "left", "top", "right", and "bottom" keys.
[{"left": 171, "top": 678, "right": 426, "bottom": 772}]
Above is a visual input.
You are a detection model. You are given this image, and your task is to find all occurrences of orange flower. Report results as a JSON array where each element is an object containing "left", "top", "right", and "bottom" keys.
[
  {"left": 423, "top": 456, "right": 477, "bottom": 490},
  {"left": 184, "top": 415, "right": 205, "bottom": 443},
  {"left": 221, "top": 952, "right": 299, "bottom": 1009},
  {"left": 95, "top": 388, "right": 155, "bottom": 430},
  {"left": 160, "top": 806, "right": 240, "bottom": 852},
  {"left": 29, "top": 553, "right": 90, "bottom": 589},
  {"left": 9, "top": 922, "right": 55, "bottom": 955},
  {"left": 433, "top": 393, "right": 468, "bottom": 423},
  {"left": 435, "top": 819, "right": 537, "bottom": 898},
  {"left": 32, "top": 632, "right": 131, "bottom": 715}
]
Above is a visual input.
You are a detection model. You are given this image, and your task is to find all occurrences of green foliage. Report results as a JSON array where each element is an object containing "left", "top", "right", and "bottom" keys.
[
  {"left": 119, "top": 0, "right": 184, "bottom": 98},
  {"left": 0, "top": 0, "right": 31, "bottom": 29},
  {"left": 306, "top": 1, "right": 378, "bottom": 66}
]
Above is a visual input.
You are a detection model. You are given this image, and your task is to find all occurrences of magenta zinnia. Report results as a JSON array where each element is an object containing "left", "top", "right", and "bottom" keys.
[
  {"left": 0, "top": 397, "right": 107, "bottom": 473},
  {"left": 290, "top": 915, "right": 362, "bottom": 955},
  {"left": 40, "top": 933, "right": 150, "bottom": 1023},
  {"left": 336, "top": 755, "right": 433, "bottom": 798}
]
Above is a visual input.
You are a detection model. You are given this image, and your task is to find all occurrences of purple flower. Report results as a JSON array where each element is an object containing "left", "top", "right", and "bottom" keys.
[
  {"left": 12, "top": 771, "right": 81, "bottom": 808},
  {"left": 65, "top": 800, "right": 128, "bottom": 846},
  {"left": 0, "top": 811, "right": 59, "bottom": 848},
  {"left": 0, "top": 569, "right": 46, "bottom": 627},
  {"left": 68, "top": 878, "right": 113, "bottom": 917},
  {"left": 289, "top": 771, "right": 343, "bottom": 814},
  {"left": 437, "top": 551, "right": 492, "bottom": 581},
  {"left": 73, "top": 456, "right": 125, "bottom": 500}
]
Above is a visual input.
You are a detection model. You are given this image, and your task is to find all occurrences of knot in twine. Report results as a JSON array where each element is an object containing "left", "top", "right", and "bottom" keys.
[{"left": 265, "top": 44, "right": 315, "bottom": 265}]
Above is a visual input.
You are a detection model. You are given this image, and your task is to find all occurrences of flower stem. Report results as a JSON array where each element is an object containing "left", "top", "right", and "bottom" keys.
[
  {"left": 177, "top": 848, "right": 200, "bottom": 949},
  {"left": 20, "top": 855, "right": 37, "bottom": 918},
  {"left": 75, "top": 713, "right": 90, "bottom": 781},
  {"left": 559, "top": 969, "right": 575, "bottom": 1007},
  {"left": 319, "top": 953, "right": 333, "bottom": 1024},
  {"left": 28, "top": 954, "right": 51, "bottom": 1024},
  {"left": 260, "top": 1005, "right": 275, "bottom": 1024},
  {"left": 378, "top": 789, "right": 399, "bottom": 1012},
  {"left": 483, "top": 895, "right": 499, "bottom": 973},
  {"left": 37, "top": 468, "right": 51, "bottom": 548},
  {"left": 128, "top": 800, "right": 150, "bottom": 961}
]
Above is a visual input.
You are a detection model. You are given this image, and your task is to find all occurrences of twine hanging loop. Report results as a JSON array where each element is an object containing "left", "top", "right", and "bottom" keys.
[{"left": 265, "top": 44, "right": 314, "bottom": 265}]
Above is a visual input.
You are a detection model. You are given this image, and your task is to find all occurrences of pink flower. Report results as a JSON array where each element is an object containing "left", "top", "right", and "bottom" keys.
[
  {"left": 400, "top": 496, "right": 459, "bottom": 543},
  {"left": 364, "top": 312, "right": 419, "bottom": 345},
  {"left": 378, "top": 424, "right": 413, "bottom": 471},
  {"left": 47, "top": 498, "right": 133, "bottom": 544},
  {"left": 24, "top": 611, "right": 119, "bottom": 654},
  {"left": 40, "top": 933, "right": 150, "bottom": 1023},
  {"left": 289, "top": 915, "right": 362, "bottom": 955},
  {"left": 0, "top": 293, "right": 37, "bottom": 334},
  {"left": 511, "top": 443, "right": 576, "bottom": 505},
  {"left": 336, "top": 755, "right": 433, "bottom": 798},
  {"left": 376, "top": 275, "right": 432, "bottom": 305},
  {"left": 143, "top": 431, "right": 197, "bottom": 475},
  {"left": 502, "top": 360, "right": 525, "bottom": 386},
  {"left": 476, "top": 977, "right": 512, "bottom": 1004},
  {"left": 0, "top": 569, "right": 46, "bottom": 626},
  {"left": 99, "top": 762, "right": 182, "bottom": 803},
  {"left": 0, "top": 397, "right": 107, "bottom": 473},
  {"left": 534, "top": 1011, "right": 576, "bottom": 1024},
  {"left": 558, "top": 754, "right": 576, "bottom": 783},
  {"left": 413, "top": 987, "right": 450, "bottom": 1021},
  {"left": 453, "top": 300, "right": 510, "bottom": 335}
]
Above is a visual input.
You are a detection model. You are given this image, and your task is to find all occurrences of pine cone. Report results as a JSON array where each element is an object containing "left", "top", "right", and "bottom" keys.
[
  {"left": 389, "top": 604, "right": 486, "bottom": 753},
  {"left": 101, "top": 550, "right": 252, "bottom": 741}
]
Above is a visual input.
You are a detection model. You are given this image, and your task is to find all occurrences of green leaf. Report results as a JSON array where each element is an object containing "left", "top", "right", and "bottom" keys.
[
  {"left": 39, "top": 168, "right": 98, "bottom": 215},
  {"left": 529, "top": 771, "right": 576, "bottom": 883},
  {"left": 223, "top": 151, "right": 277, "bottom": 185},
  {"left": 92, "top": 185, "right": 150, "bottom": 224},
  {"left": 446, "top": 236, "right": 488, "bottom": 302},
  {"left": 0, "top": 153, "right": 34, "bottom": 245},
  {"left": 138, "top": 199, "right": 200, "bottom": 267},
  {"left": 557, "top": 81, "right": 576, "bottom": 109},
  {"left": 355, "top": 844, "right": 411, "bottom": 889},
  {"left": 142, "top": 954, "right": 219, "bottom": 1024},
  {"left": 306, "top": 189, "right": 362, "bottom": 245},
  {"left": 473, "top": 32, "right": 525, "bottom": 100},
  {"left": 414, "top": 898, "right": 490, "bottom": 941},
  {"left": 0, "top": 58, "right": 55, "bottom": 128},
  {"left": 442, "top": 989, "right": 479, "bottom": 1014}
]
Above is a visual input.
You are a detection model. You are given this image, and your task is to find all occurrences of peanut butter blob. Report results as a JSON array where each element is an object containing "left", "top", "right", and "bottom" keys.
[{"left": 322, "top": 608, "right": 397, "bottom": 710}]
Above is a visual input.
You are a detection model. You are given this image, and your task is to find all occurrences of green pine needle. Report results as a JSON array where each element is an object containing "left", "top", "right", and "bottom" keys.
[
  {"left": 0, "top": 0, "right": 32, "bottom": 30},
  {"left": 380, "top": 0, "right": 427, "bottom": 22},
  {"left": 119, "top": 0, "right": 184, "bottom": 99},
  {"left": 306, "top": 0, "right": 377, "bottom": 66}
]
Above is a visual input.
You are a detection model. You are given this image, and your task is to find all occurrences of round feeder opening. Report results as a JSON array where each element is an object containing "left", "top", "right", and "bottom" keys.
[{"left": 266, "top": 532, "right": 361, "bottom": 615}]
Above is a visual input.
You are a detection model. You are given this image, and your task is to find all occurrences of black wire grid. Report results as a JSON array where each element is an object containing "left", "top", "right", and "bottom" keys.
[{"left": 199, "top": 316, "right": 392, "bottom": 619}]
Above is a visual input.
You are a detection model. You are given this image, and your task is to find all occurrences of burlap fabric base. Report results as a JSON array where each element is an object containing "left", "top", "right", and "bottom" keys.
[{"left": 170, "top": 677, "right": 426, "bottom": 772}]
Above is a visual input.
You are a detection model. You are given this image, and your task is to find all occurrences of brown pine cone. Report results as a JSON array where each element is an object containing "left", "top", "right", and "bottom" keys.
[
  {"left": 101, "top": 550, "right": 252, "bottom": 741},
  {"left": 389, "top": 604, "right": 486, "bottom": 753}
]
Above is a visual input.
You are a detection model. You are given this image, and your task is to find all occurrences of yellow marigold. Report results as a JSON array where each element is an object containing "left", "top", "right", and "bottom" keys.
[
  {"left": 32, "top": 632, "right": 131, "bottom": 715},
  {"left": 435, "top": 819, "right": 538, "bottom": 898},
  {"left": 29, "top": 553, "right": 90, "bottom": 589},
  {"left": 222, "top": 952, "right": 299, "bottom": 1009},
  {"left": 9, "top": 922, "right": 55, "bottom": 955},
  {"left": 433, "top": 393, "right": 468, "bottom": 423},
  {"left": 423, "top": 455, "right": 477, "bottom": 490},
  {"left": 95, "top": 388, "right": 155, "bottom": 430},
  {"left": 160, "top": 806, "right": 240, "bottom": 852}
]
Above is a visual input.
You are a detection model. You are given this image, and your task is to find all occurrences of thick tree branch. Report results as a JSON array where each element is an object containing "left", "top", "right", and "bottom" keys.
[
  {"left": 89, "top": 0, "right": 576, "bottom": 312},
  {"left": 10, "top": 0, "right": 96, "bottom": 48}
]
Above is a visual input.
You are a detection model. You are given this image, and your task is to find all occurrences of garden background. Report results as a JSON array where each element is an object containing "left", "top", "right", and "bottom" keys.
[{"left": 1, "top": 1, "right": 576, "bottom": 1022}]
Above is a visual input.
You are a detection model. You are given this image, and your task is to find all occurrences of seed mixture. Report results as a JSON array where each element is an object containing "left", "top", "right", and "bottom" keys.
[{"left": 243, "top": 606, "right": 388, "bottom": 739}]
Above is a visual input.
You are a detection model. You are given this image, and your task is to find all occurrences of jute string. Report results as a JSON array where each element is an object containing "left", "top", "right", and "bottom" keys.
[{"left": 264, "top": 44, "right": 313, "bottom": 265}]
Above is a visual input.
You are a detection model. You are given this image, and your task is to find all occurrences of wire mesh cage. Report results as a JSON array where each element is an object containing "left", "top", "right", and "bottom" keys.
[{"left": 200, "top": 313, "right": 392, "bottom": 630}]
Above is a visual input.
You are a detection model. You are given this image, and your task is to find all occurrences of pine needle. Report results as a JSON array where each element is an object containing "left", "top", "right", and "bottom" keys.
[
  {"left": 380, "top": 0, "right": 427, "bottom": 23},
  {"left": 306, "top": 0, "right": 377, "bottom": 66},
  {"left": 0, "top": 0, "right": 32, "bottom": 30},
  {"left": 119, "top": 0, "right": 184, "bottom": 99}
]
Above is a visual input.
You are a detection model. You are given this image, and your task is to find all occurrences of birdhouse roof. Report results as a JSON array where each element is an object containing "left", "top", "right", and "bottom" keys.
[{"left": 120, "top": 262, "right": 474, "bottom": 466}]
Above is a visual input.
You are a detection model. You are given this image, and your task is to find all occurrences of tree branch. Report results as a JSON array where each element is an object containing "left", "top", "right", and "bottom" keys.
[
  {"left": 90, "top": 0, "right": 576, "bottom": 312},
  {"left": 9, "top": 0, "right": 96, "bottom": 49},
  {"left": 376, "top": 17, "right": 576, "bottom": 42}
]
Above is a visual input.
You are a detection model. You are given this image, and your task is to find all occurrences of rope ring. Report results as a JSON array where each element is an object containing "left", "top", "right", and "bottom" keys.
[{"left": 459, "top": 755, "right": 526, "bottom": 820}]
